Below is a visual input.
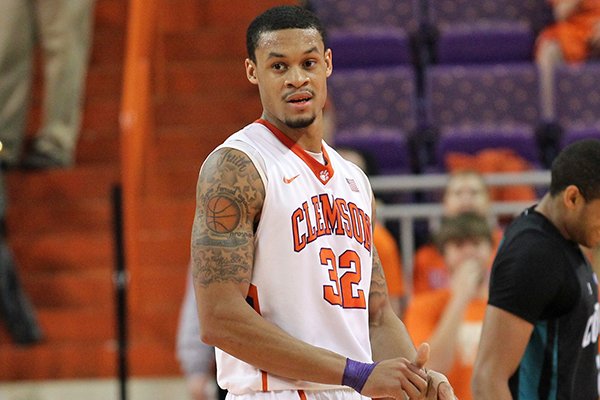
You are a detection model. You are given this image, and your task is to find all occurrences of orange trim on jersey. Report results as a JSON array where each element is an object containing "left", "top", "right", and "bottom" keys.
[
  {"left": 261, "top": 370, "right": 268, "bottom": 391},
  {"left": 298, "top": 390, "right": 307, "bottom": 400},
  {"left": 256, "top": 119, "right": 335, "bottom": 185},
  {"left": 246, "top": 284, "right": 261, "bottom": 314}
]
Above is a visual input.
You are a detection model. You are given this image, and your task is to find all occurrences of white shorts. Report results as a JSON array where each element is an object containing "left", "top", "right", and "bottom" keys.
[{"left": 226, "top": 389, "right": 369, "bottom": 400}]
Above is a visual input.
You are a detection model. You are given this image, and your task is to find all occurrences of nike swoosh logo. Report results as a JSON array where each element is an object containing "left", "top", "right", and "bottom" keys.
[{"left": 283, "top": 174, "right": 300, "bottom": 184}]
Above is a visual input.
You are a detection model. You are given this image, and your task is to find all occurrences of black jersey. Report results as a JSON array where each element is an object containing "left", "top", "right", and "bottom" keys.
[{"left": 488, "top": 207, "right": 599, "bottom": 400}]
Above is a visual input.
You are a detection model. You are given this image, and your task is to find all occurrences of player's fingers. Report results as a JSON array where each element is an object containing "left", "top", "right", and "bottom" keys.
[
  {"left": 400, "top": 379, "right": 426, "bottom": 400},
  {"left": 398, "top": 365, "right": 428, "bottom": 399},
  {"left": 407, "top": 362, "right": 428, "bottom": 380},
  {"left": 413, "top": 343, "right": 430, "bottom": 369}
]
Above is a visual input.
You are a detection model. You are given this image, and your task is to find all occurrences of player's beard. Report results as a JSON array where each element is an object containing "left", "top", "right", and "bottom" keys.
[{"left": 285, "top": 115, "right": 316, "bottom": 129}]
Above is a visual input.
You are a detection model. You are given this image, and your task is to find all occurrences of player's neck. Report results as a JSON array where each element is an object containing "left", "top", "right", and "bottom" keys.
[
  {"left": 535, "top": 193, "right": 570, "bottom": 240},
  {"left": 261, "top": 115, "right": 324, "bottom": 152}
]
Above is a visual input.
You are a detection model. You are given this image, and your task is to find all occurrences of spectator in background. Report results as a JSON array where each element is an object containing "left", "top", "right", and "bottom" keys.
[
  {"left": 405, "top": 212, "right": 493, "bottom": 400},
  {"left": 412, "top": 170, "right": 503, "bottom": 295},
  {"left": 536, "top": 0, "right": 600, "bottom": 122},
  {"left": 0, "top": 166, "right": 43, "bottom": 345},
  {"left": 0, "top": 0, "right": 96, "bottom": 169},
  {"left": 177, "top": 271, "right": 225, "bottom": 400}
]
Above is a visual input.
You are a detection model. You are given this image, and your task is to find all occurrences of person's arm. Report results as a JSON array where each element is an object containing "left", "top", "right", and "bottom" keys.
[
  {"left": 191, "top": 148, "right": 429, "bottom": 399},
  {"left": 192, "top": 147, "right": 347, "bottom": 383},
  {"left": 366, "top": 200, "right": 456, "bottom": 400},
  {"left": 472, "top": 305, "right": 534, "bottom": 399},
  {"left": 369, "top": 245, "right": 418, "bottom": 362},
  {"left": 176, "top": 271, "right": 217, "bottom": 400},
  {"left": 425, "top": 259, "right": 484, "bottom": 373}
]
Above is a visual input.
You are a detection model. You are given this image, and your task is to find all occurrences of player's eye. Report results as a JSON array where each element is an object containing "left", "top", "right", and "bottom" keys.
[{"left": 304, "top": 60, "right": 317, "bottom": 68}]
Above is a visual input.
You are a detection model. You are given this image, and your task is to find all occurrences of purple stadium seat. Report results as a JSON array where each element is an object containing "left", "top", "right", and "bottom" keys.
[
  {"left": 424, "top": 63, "right": 541, "bottom": 168},
  {"left": 310, "top": 0, "right": 419, "bottom": 33},
  {"left": 328, "top": 66, "right": 418, "bottom": 134},
  {"left": 328, "top": 66, "right": 419, "bottom": 175},
  {"left": 335, "top": 127, "right": 412, "bottom": 175},
  {"left": 436, "top": 21, "right": 534, "bottom": 64},
  {"left": 308, "top": 0, "right": 419, "bottom": 69},
  {"left": 328, "top": 28, "right": 412, "bottom": 69},
  {"left": 555, "top": 63, "right": 600, "bottom": 148},
  {"left": 435, "top": 125, "right": 540, "bottom": 166},
  {"left": 427, "top": 0, "right": 541, "bottom": 25},
  {"left": 427, "top": 0, "right": 543, "bottom": 64},
  {"left": 560, "top": 127, "right": 600, "bottom": 148}
]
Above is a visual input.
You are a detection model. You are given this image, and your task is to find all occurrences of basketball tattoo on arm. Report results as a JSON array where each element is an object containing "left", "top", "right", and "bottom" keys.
[{"left": 191, "top": 148, "right": 265, "bottom": 287}]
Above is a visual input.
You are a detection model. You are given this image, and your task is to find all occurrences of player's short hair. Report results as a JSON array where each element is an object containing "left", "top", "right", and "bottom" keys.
[
  {"left": 550, "top": 139, "right": 600, "bottom": 201},
  {"left": 246, "top": 5, "right": 327, "bottom": 63},
  {"left": 435, "top": 212, "right": 493, "bottom": 252}
]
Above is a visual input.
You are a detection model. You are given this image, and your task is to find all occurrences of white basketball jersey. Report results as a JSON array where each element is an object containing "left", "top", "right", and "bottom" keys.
[{"left": 205, "top": 120, "right": 374, "bottom": 395}]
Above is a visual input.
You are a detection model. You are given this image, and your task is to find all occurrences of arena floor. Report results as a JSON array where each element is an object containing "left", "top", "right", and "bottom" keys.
[{"left": 0, "top": 377, "right": 189, "bottom": 400}]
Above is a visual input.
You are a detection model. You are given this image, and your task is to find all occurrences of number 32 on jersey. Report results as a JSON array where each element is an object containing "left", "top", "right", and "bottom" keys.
[{"left": 320, "top": 248, "right": 366, "bottom": 309}]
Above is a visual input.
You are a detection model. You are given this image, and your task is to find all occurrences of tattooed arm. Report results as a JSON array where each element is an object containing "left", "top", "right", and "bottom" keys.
[
  {"left": 365, "top": 196, "right": 456, "bottom": 400},
  {"left": 368, "top": 196, "right": 419, "bottom": 363},
  {"left": 368, "top": 245, "right": 418, "bottom": 363},
  {"left": 192, "top": 147, "right": 349, "bottom": 385}
]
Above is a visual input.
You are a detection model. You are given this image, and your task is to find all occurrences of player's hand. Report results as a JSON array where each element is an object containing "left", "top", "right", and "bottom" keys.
[
  {"left": 450, "top": 258, "right": 484, "bottom": 300},
  {"left": 425, "top": 370, "right": 457, "bottom": 400},
  {"left": 361, "top": 353, "right": 428, "bottom": 399},
  {"left": 412, "top": 343, "right": 457, "bottom": 400}
]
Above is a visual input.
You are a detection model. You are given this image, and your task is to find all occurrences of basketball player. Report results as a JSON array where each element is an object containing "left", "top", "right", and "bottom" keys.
[
  {"left": 190, "top": 5, "right": 455, "bottom": 400},
  {"left": 472, "top": 139, "right": 600, "bottom": 399}
]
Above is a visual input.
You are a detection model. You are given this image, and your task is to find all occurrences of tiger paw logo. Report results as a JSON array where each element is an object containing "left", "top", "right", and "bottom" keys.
[{"left": 319, "top": 170, "right": 330, "bottom": 182}]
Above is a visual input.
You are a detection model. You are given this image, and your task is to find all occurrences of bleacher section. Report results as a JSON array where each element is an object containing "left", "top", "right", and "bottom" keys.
[{"left": 312, "top": 0, "right": 599, "bottom": 175}]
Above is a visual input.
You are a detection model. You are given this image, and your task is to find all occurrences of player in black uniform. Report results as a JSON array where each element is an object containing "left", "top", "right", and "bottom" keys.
[{"left": 472, "top": 138, "right": 600, "bottom": 400}]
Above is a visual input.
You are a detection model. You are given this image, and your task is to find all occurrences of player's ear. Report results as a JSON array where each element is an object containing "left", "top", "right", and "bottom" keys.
[
  {"left": 245, "top": 59, "right": 258, "bottom": 85},
  {"left": 563, "top": 184, "right": 583, "bottom": 209},
  {"left": 325, "top": 48, "right": 333, "bottom": 78}
]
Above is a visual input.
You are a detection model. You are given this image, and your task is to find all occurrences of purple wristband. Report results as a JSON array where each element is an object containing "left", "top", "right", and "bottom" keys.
[{"left": 342, "top": 358, "right": 378, "bottom": 393}]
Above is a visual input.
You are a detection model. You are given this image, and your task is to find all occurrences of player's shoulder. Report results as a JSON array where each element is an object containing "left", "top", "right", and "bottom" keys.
[
  {"left": 201, "top": 124, "right": 269, "bottom": 180},
  {"left": 502, "top": 210, "right": 565, "bottom": 253}
]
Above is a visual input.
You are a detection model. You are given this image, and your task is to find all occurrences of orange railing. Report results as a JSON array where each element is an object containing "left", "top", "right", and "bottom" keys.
[{"left": 119, "top": 0, "right": 158, "bottom": 309}]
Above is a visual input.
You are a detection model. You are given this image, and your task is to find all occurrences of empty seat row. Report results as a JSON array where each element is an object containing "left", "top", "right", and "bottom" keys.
[
  {"left": 307, "top": 0, "right": 552, "bottom": 68},
  {"left": 327, "top": 62, "right": 600, "bottom": 175}
]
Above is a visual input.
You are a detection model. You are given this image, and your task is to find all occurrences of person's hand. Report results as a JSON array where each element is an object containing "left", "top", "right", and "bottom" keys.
[
  {"left": 361, "top": 344, "right": 429, "bottom": 399},
  {"left": 450, "top": 258, "right": 485, "bottom": 301},
  {"left": 413, "top": 343, "right": 457, "bottom": 400},
  {"left": 424, "top": 370, "right": 457, "bottom": 400},
  {"left": 187, "top": 373, "right": 217, "bottom": 400}
]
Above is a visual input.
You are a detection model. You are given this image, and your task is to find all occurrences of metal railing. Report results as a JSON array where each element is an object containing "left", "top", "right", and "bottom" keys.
[{"left": 370, "top": 171, "right": 551, "bottom": 293}]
